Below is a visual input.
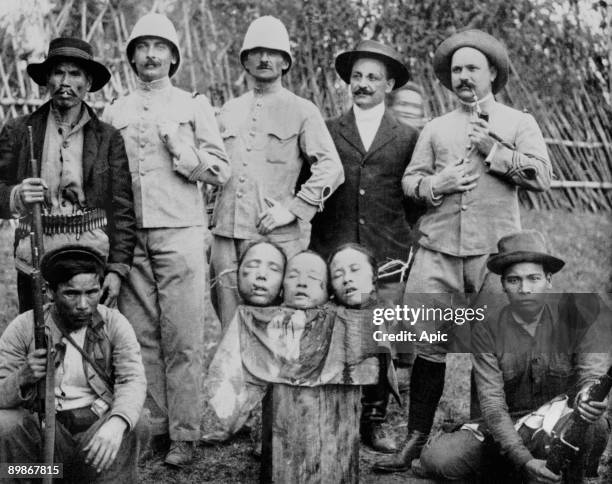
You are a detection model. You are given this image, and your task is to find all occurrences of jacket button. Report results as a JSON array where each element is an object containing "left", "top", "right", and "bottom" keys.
[
  {"left": 461, "top": 205, "right": 468, "bottom": 211},
  {"left": 239, "top": 176, "right": 245, "bottom": 183},
  {"left": 237, "top": 192, "right": 243, "bottom": 198},
  {"left": 359, "top": 218, "right": 365, "bottom": 225},
  {"left": 359, "top": 188, "right": 365, "bottom": 195},
  {"left": 246, "top": 146, "right": 252, "bottom": 152},
  {"left": 143, "top": 105, "right": 149, "bottom": 111}
]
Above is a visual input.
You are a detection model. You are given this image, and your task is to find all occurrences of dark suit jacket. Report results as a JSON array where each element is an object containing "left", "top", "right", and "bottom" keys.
[
  {"left": 310, "top": 108, "right": 421, "bottom": 270},
  {"left": 0, "top": 101, "right": 136, "bottom": 277}
]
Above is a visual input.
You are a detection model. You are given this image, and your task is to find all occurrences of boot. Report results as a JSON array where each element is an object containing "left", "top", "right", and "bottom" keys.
[
  {"left": 372, "top": 430, "right": 428, "bottom": 472},
  {"left": 361, "top": 356, "right": 395, "bottom": 452},
  {"left": 360, "top": 421, "right": 397, "bottom": 453},
  {"left": 164, "top": 440, "right": 195, "bottom": 467}
]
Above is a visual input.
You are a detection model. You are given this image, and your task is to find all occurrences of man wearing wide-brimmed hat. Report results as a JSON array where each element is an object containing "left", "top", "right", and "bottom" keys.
[
  {"left": 210, "top": 16, "right": 343, "bottom": 328},
  {"left": 309, "top": 39, "right": 421, "bottom": 453},
  {"left": 411, "top": 230, "right": 611, "bottom": 483},
  {"left": 102, "top": 12, "right": 231, "bottom": 467},
  {"left": 374, "top": 30, "right": 552, "bottom": 473},
  {"left": 0, "top": 37, "right": 136, "bottom": 314}
]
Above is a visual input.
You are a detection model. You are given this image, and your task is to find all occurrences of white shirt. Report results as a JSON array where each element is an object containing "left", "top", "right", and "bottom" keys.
[
  {"left": 55, "top": 326, "right": 97, "bottom": 411},
  {"left": 353, "top": 102, "right": 385, "bottom": 152}
]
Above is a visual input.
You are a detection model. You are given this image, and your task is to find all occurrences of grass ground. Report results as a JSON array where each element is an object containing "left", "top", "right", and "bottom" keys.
[{"left": 0, "top": 208, "right": 610, "bottom": 483}]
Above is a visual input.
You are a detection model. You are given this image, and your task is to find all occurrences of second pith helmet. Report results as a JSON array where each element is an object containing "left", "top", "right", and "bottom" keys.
[
  {"left": 240, "top": 16, "right": 293, "bottom": 73},
  {"left": 126, "top": 13, "right": 181, "bottom": 77}
]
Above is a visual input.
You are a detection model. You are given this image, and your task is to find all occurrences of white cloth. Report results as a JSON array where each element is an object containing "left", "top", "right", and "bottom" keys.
[
  {"left": 353, "top": 102, "right": 384, "bottom": 151},
  {"left": 55, "top": 326, "right": 97, "bottom": 411}
]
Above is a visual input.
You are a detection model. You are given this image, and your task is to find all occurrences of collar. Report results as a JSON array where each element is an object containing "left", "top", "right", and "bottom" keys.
[
  {"left": 353, "top": 101, "right": 385, "bottom": 123},
  {"left": 136, "top": 76, "right": 172, "bottom": 92},
  {"left": 510, "top": 304, "right": 546, "bottom": 330},
  {"left": 253, "top": 81, "right": 283, "bottom": 96}
]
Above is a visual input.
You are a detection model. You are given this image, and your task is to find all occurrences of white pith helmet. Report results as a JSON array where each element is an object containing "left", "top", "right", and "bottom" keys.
[
  {"left": 126, "top": 13, "right": 181, "bottom": 77},
  {"left": 239, "top": 16, "right": 293, "bottom": 73}
]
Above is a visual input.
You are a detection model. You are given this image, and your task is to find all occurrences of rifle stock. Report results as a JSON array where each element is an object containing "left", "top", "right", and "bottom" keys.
[
  {"left": 27, "top": 126, "right": 55, "bottom": 483},
  {"left": 546, "top": 366, "right": 612, "bottom": 475}
]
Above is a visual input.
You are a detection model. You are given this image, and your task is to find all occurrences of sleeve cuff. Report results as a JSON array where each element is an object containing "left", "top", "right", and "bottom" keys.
[
  {"left": 109, "top": 412, "right": 134, "bottom": 432},
  {"left": 288, "top": 196, "right": 318, "bottom": 222},
  {"left": 106, "top": 262, "right": 130, "bottom": 279},
  {"left": 511, "top": 446, "right": 533, "bottom": 470},
  {"left": 419, "top": 176, "right": 443, "bottom": 207},
  {"left": 172, "top": 147, "right": 200, "bottom": 181}
]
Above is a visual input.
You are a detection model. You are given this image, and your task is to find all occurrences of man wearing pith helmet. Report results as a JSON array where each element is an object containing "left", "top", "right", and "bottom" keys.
[
  {"left": 103, "top": 12, "right": 230, "bottom": 467},
  {"left": 210, "top": 15, "right": 343, "bottom": 328},
  {"left": 374, "top": 30, "right": 552, "bottom": 473}
]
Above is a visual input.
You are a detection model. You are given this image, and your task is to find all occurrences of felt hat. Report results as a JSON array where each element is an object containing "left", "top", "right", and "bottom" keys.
[
  {"left": 41, "top": 245, "right": 106, "bottom": 285},
  {"left": 433, "top": 29, "right": 509, "bottom": 94},
  {"left": 335, "top": 39, "right": 409, "bottom": 89},
  {"left": 487, "top": 230, "right": 565, "bottom": 275},
  {"left": 126, "top": 13, "right": 181, "bottom": 78},
  {"left": 27, "top": 37, "right": 111, "bottom": 92}
]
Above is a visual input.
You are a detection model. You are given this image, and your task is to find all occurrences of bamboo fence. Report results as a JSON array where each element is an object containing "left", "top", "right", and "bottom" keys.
[{"left": 0, "top": 1, "right": 611, "bottom": 211}]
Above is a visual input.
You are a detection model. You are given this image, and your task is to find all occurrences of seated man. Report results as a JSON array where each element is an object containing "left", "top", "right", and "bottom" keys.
[
  {"left": 414, "top": 230, "right": 611, "bottom": 483},
  {"left": 0, "top": 246, "right": 148, "bottom": 482}
]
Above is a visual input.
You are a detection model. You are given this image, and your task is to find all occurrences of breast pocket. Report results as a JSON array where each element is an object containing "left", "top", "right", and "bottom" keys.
[
  {"left": 266, "top": 129, "right": 299, "bottom": 164},
  {"left": 546, "top": 356, "right": 573, "bottom": 396}
]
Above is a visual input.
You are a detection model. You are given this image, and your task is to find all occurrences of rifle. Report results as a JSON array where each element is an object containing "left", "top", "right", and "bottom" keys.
[
  {"left": 545, "top": 365, "right": 612, "bottom": 475},
  {"left": 27, "top": 126, "right": 55, "bottom": 483}
]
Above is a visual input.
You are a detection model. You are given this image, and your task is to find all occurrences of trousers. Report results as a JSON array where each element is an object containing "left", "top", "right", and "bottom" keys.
[
  {"left": 0, "top": 408, "right": 149, "bottom": 484},
  {"left": 402, "top": 246, "right": 501, "bottom": 363},
  {"left": 118, "top": 226, "right": 206, "bottom": 441},
  {"left": 419, "top": 417, "right": 611, "bottom": 482}
]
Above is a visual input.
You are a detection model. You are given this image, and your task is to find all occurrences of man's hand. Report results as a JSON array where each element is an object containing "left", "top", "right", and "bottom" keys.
[
  {"left": 19, "top": 348, "right": 47, "bottom": 387},
  {"left": 256, "top": 197, "right": 297, "bottom": 235},
  {"left": 101, "top": 272, "right": 121, "bottom": 308},
  {"left": 17, "top": 178, "right": 48, "bottom": 206},
  {"left": 468, "top": 118, "right": 495, "bottom": 156},
  {"left": 576, "top": 390, "right": 608, "bottom": 423},
  {"left": 83, "top": 416, "right": 128, "bottom": 473},
  {"left": 524, "top": 459, "right": 562, "bottom": 484},
  {"left": 431, "top": 160, "right": 480, "bottom": 196},
  {"left": 158, "top": 122, "right": 181, "bottom": 159}
]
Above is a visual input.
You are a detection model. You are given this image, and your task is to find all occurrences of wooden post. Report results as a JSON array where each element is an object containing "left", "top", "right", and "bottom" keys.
[{"left": 261, "top": 384, "right": 361, "bottom": 484}]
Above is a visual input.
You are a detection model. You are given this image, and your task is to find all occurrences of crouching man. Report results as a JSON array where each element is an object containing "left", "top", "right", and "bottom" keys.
[
  {"left": 413, "top": 230, "right": 611, "bottom": 483},
  {"left": 0, "top": 246, "right": 148, "bottom": 482}
]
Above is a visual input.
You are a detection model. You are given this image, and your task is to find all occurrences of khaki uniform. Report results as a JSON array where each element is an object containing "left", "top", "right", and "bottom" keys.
[
  {"left": 103, "top": 76, "right": 230, "bottom": 440},
  {"left": 402, "top": 99, "right": 551, "bottom": 361},
  {"left": 211, "top": 84, "right": 343, "bottom": 326}
]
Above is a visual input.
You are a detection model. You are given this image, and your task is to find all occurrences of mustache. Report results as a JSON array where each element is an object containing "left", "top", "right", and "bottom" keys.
[
  {"left": 456, "top": 80, "right": 474, "bottom": 90},
  {"left": 353, "top": 87, "right": 373, "bottom": 96},
  {"left": 144, "top": 57, "right": 161, "bottom": 66},
  {"left": 257, "top": 62, "right": 271, "bottom": 69},
  {"left": 55, "top": 88, "right": 76, "bottom": 96}
]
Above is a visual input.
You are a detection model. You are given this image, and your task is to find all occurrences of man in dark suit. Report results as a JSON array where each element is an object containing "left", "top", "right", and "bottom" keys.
[
  {"left": 309, "top": 40, "right": 420, "bottom": 453},
  {"left": 0, "top": 37, "right": 136, "bottom": 312}
]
